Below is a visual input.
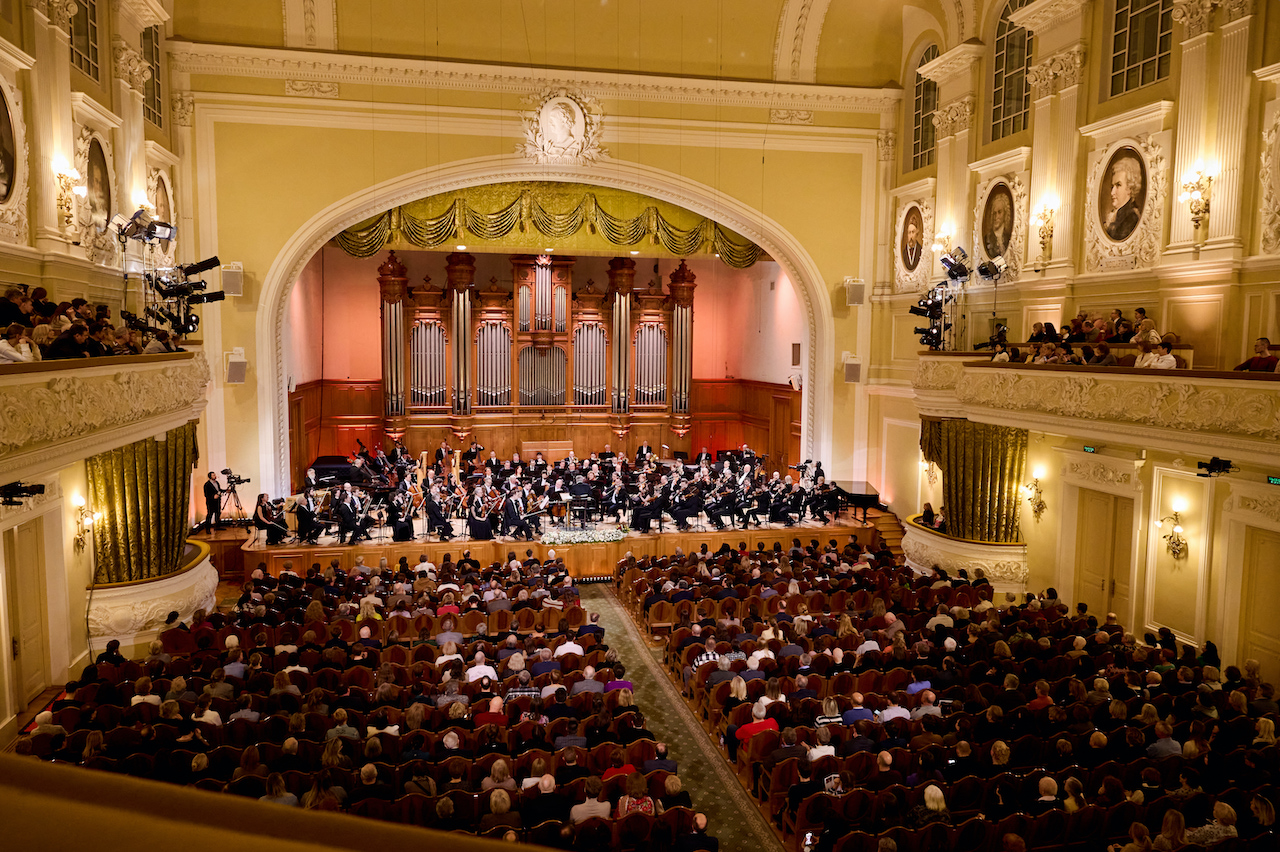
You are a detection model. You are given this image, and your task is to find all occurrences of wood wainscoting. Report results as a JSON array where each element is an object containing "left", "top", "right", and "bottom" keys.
[
  {"left": 689, "top": 379, "right": 801, "bottom": 471},
  {"left": 288, "top": 378, "right": 801, "bottom": 491}
]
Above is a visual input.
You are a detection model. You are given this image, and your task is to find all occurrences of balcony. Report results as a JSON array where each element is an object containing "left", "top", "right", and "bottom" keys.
[
  {"left": 0, "top": 352, "right": 211, "bottom": 481},
  {"left": 912, "top": 352, "right": 1280, "bottom": 465}
]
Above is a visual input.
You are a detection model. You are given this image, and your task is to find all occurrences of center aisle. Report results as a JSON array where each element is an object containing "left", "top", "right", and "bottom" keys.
[{"left": 580, "top": 584, "right": 784, "bottom": 852}]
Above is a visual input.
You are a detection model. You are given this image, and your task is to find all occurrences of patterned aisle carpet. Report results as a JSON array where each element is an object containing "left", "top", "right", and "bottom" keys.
[{"left": 580, "top": 584, "right": 783, "bottom": 852}]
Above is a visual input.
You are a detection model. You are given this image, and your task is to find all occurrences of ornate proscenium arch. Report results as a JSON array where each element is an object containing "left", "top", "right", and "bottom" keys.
[{"left": 255, "top": 156, "right": 836, "bottom": 496}]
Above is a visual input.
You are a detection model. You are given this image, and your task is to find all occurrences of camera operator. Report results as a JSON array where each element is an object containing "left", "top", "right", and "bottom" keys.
[{"left": 201, "top": 471, "right": 224, "bottom": 532}]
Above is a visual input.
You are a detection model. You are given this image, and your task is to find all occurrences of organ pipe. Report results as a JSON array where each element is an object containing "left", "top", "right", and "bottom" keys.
[{"left": 377, "top": 251, "right": 409, "bottom": 419}]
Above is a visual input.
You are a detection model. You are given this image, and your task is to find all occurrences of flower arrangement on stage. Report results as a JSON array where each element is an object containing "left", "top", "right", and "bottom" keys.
[{"left": 541, "top": 528, "right": 628, "bottom": 545}]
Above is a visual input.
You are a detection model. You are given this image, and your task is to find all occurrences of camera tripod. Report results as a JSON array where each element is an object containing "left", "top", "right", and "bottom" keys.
[{"left": 221, "top": 483, "right": 249, "bottom": 525}]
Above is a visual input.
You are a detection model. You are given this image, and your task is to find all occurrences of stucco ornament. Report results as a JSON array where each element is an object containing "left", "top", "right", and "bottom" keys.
[
  {"left": 87, "top": 561, "right": 218, "bottom": 641},
  {"left": 517, "top": 88, "right": 607, "bottom": 166},
  {"left": 912, "top": 358, "right": 964, "bottom": 391},
  {"left": 0, "top": 353, "right": 210, "bottom": 454},
  {"left": 900, "top": 535, "right": 1029, "bottom": 585}
]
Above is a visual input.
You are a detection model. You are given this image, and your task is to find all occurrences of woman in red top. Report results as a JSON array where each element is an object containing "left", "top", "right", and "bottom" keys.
[
  {"left": 601, "top": 748, "right": 635, "bottom": 780},
  {"left": 616, "top": 771, "right": 664, "bottom": 817}
]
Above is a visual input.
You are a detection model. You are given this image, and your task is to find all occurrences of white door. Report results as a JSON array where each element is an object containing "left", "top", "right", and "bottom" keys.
[{"left": 5, "top": 518, "right": 48, "bottom": 704}]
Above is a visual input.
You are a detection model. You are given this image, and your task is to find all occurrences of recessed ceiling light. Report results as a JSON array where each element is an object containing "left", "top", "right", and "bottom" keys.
[
  {"left": 544, "top": 248, "right": 554, "bottom": 253},
  {"left": 456, "top": 245, "right": 467, "bottom": 250},
  {"left": 629, "top": 250, "right": 640, "bottom": 255}
]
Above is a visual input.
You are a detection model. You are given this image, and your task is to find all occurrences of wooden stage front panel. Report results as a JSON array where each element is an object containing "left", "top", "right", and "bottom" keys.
[{"left": 238, "top": 521, "right": 878, "bottom": 582}]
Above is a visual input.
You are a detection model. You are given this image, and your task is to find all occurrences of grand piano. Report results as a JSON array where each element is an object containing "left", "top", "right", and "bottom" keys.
[{"left": 836, "top": 480, "right": 882, "bottom": 524}]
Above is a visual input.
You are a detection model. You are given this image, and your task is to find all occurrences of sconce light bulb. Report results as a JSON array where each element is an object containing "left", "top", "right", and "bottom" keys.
[
  {"left": 1172, "top": 497, "right": 1187, "bottom": 513},
  {"left": 1172, "top": 524, "right": 1183, "bottom": 534},
  {"left": 72, "top": 186, "right": 87, "bottom": 197},
  {"left": 1191, "top": 190, "right": 1202, "bottom": 201},
  {"left": 92, "top": 512, "right": 103, "bottom": 523},
  {"left": 1179, "top": 192, "right": 1189, "bottom": 203},
  {"left": 72, "top": 493, "right": 86, "bottom": 507},
  {"left": 1154, "top": 519, "right": 1163, "bottom": 529},
  {"left": 1032, "top": 467, "right": 1046, "bottom": 481}
]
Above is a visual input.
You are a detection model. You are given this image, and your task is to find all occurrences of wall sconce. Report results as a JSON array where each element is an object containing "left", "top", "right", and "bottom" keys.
[
  {"left": 1031, "top": 198, "right": 1057, "bottom": 266},
  {"left": 1154, "top": 497, "right": 1188, "bottom": 559},
  {"left": 132, "top": 191, "right": 154, "bottom": 211},
  {"left": 1178, "top": 164, "right": 1214, "bottom": 246},
  {"left": 1021, "top": 466, "right": 1047, "bottom": 520},
  {"left": 72, "top": 493, "right": 102, "bottom": 551},
  {"left": 53, "top": 156, "right": 85, "bottom": 229},
  {"left": 931, "top": 226, "right": 953, "bottom": 255},
  {"left": 919, "top": 459, "right": 938, "bottom": 486}
]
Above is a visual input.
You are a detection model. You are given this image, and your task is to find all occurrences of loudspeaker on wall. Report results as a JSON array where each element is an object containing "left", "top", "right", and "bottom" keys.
[
  {"left": 843, "top": 277, "right": 865, "bottom": 307},
  {"left": 225, "top": 354, "right": 248, "bottom": 384},
  {"left": 843, "top": 360, "right": 861, "bottom": 383},
  {"left": 220, "top": 263, "right": 244, "bottom": 297}
]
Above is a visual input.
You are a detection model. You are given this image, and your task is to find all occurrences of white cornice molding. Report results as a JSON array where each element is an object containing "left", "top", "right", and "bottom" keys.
[
  {"left": 144, "top": 139, "right": 179, "bottom": 168},
  {"left": 969, "top": 146, "right": 1032, "bottom": 179},
  {"left": 111, "top": 0, "right": 169, "bottom": 31},
  {"left": 0, "top": 36, "right": 36, "bottom": 72},
  {"left": 917, "top": 40, "right": 985, "bottom": 85},
  {"left": 1256, "top": 62, "right": 1280, "bottom": 84},
  {"left": 1079, "top": 100, "right": 1175, "bottom": 140},
  {"left": 167, "top": 41, "right": 903, "bottom": 115},
  {"left": 186, "top": 94, "right": 879, "bottom": 155},
  {"left": 1008, "top": 0, "right": 1088, "bottom": 35},
  {"left": 70, "top": 91, "right": 123, "bottom": 130}
]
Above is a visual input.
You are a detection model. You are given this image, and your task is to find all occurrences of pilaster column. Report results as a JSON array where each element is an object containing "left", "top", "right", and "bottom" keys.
[
  {"left": 919, "top": 42, "right": 983, "bottom": 270},
  {"left": 607, "top": 258, "right": 635, "bottom": 415},
  {"left": 377, "top": 251, "right": 408, "bottom": 423},
  {"left": 111, "top": 35, "right": 151, "bottom": 273},
  {"left": 28, "top": 0, "right": 78, "bottom": 252},
  {"left": 1207, "top": 2, "right": 1254, "bottom": 246},
  {"left": 1027, "top": 60, "right": 1059, "bottom": 266},
  {"left": 445, "top": 251, "right": 475, "bottom": 416},
  {"left": 666, "top": 260, "right": 696, "bottom": 418},
  {"left": 1169, "top": 2, "right": 1214, "bottom": 247},
  {"left": 1051, "top": 47, "right": 1085, "bottom": 266}
]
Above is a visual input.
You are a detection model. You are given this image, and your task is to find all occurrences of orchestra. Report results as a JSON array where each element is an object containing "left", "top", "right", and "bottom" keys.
[{"left": 248, "top": 437, "right": 860, "bottom": 546}]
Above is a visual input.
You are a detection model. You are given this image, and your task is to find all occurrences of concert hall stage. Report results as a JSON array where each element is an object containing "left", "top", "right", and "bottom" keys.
[{"left": 236, "top": 518, "right": 880, "bottom": 582}]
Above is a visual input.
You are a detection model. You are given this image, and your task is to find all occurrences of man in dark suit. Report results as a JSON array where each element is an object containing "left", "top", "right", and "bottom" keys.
[
  {"left": 643, "top": 742, "right": 678, "bottom": 774},
  {"left": 694, "top": 447, "right": 713, "bottom": 465},
  {"left": 635, "top": 441, "right": 653, "bottom": 464},
  {"left": 47, "top": 324, "right": 89, "bottom": 360},
  {"left": 201, "top": 471, "right": 222, "bottom": 532},
  {"left": 677, "top": 814, "right": 719, "bottom": 852}
]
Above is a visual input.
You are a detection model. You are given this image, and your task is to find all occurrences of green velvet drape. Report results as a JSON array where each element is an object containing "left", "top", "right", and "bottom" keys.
[
  {"left": 87, "top": 422, "right": 197, "bottom": 583},
  {"left": 919, "top": 417, "right": 943, "bottom": 466},
  {"left": 936, "top": 419, "right": 1028, "bottom": 543}
]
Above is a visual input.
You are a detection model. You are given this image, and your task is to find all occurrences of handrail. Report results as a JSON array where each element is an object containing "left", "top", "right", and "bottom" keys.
[
  {"left": 0, "top": 350, "right": 194, "bottom": 376},
  {"left": 905, "top": 515, "right": 1025, "bottom": 547}
]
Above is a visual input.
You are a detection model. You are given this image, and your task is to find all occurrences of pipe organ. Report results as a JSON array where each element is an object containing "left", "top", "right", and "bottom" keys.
[{"left": 375, "top": 250, "right": 699, "bottom": 453}]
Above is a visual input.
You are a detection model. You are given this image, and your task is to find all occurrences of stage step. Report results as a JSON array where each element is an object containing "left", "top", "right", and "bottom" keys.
[{"left": 870, "top": 509, "right": 906, "bottom": 559}]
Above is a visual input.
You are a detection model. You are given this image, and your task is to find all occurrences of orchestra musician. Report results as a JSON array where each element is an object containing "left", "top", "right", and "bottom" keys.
[
  {"left": 254, "top": 493, "right": 289, "bottom": 545},
  {"left": 422, "top": 486, "right": 453, "bottom": 540},
  {"left": 296, "top": 487, "right": 321, "bottom": 543},
  {"left": 635, "top": 441, "right": 653, "bottom": 464},
  {"left": 502, "top": 488, "right": 534, "bottom": 541},
  {"left": 468, "top": 490, "right": 495, "bottom": 540},
  {"left": 694, "top": 447, "right": 713, "bottom": 465},
  {"left": 200, "top": 471, "right": 223, "bottom": 532},
  {"left": 303, "top": 467, "right": 319, "bottom": 490},
  {"left": 433, "top": 438, "right": 451, "bottom": 468},
  {"left": 387, "top": 492, "right": 415, "bottom": 542}
]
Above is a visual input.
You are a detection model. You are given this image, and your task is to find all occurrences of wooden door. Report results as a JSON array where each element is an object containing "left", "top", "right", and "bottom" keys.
[
  {"left": 1074, "top": 490, "right": 1114, "bottom": 615},
  {"left": 289, "top": 396, "right": 307, "bottom": 493},
  {"left": 1240, "top": 527, "right": 1280, "bottom": 686},
  {"left": 1074, "top": 490, "right": 1134, "bottom": 620},
  {"left": 5, "top": 519, "right": 48, "bottom": 704},
  {"left": 1109, "top": 497, "right": 1134, "bottom": 621},
  {"left": 770, "top": 395, "right": 790, "bottom": 472}
]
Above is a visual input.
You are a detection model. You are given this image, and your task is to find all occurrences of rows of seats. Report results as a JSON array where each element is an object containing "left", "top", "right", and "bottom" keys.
[{"left": 615, "top": 547, "right": 1279, "bottom": 851}]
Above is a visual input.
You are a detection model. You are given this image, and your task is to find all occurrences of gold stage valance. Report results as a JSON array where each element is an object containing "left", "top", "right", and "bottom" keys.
[
  {"left": 334, "top": 187, "right": 764, "bottom": 269},
  {"left": 87, "top": 422, "right": 198, "bottom": 584}
]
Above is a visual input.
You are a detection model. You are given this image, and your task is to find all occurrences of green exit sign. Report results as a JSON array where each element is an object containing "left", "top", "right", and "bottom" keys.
[
  {"left": 1268, "top": 475, "right": 1280, "bottom": 486},
  {"left": 1083, "top": 446, "right": 1097, "bottom": 453}
]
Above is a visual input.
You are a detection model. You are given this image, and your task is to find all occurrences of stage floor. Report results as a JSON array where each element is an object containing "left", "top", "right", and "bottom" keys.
[{"left": 233, "top": 514, "right": 881, "bottom": 581}]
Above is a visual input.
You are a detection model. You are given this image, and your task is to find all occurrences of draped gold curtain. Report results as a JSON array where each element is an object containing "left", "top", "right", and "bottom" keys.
[
  {"left": 934, "top": 419, "right": 1028, "bottom": 543},
  {"left": 919, "top": 417, "right": 943, "bottom": 466},
  {"left": 87, "top": 422, "right": 198, "bottom": 584},
  {"left": 334, "top": 190, "right": 764, "bottom": 269}
]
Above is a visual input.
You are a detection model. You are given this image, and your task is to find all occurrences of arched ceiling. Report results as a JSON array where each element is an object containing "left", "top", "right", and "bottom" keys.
[{"left": 176, "top": 0, "right": 963, "bottom": 88}]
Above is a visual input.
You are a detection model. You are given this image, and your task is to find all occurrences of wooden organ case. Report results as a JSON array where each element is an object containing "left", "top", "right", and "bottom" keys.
[{"left": 375, "top": 250, "right": 699, "bottom": 462}]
